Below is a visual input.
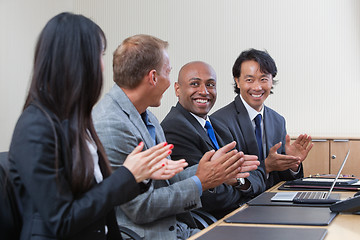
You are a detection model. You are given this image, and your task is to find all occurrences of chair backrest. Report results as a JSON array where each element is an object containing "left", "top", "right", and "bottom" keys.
[
  {"left": 191, "top": 209, "right": 218, "bottom": 229},
  {"left": 0, "top": 151, "right": 22, "bottom": 239},
  {"left": 118, "top": 225, "right": 142, "bottom": 240}
]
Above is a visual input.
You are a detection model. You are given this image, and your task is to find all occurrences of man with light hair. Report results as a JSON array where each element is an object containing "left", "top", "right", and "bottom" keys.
[{"left": 93, "top": 35, "right": 251, "bottom": 240}]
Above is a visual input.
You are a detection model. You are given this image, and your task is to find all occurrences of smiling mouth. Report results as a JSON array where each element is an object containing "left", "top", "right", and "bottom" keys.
[
  {"left": 251, "top": 93, "right": 263, "bottom": 98},
  {"left": 195, "top": 99, "right": 209, "bottom": 104}
]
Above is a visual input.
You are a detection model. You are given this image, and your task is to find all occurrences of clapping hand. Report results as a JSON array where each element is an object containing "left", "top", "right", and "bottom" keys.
[
  {"left": 265, "top": 142, "right": 301, "bottom": 173},
  {"left": 285, "top": 134, "right": 313, "bottom": 163},
  {"left": 123, "top": 142, "right": 187, "bottom": 182}
]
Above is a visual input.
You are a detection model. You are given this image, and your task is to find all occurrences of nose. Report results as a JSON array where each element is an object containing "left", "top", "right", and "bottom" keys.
[
  {"left": 198, "top": 84, "right": 209, "bottom": 95},
  {"left": 253, "top": 80, "right": 263, "bottom": 91}
]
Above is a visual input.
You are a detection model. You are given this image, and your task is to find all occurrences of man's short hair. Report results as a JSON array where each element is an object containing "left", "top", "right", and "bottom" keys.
[
  {"left": 113, "top": 34, "right": 169, "bottom": 89},
  {"left": 232, "top": 48, "right": 278, "bottom": 94}
]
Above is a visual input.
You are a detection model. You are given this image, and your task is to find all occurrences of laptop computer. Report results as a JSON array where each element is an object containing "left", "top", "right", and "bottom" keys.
[{"left": 271, "top": 149, "right": 351, "bottom": 204}]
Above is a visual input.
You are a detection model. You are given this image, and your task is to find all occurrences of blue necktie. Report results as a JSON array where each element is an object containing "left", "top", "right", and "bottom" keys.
[
  {"left": 141, "top": 112, "right": 156, "bottom": 145},
  {"left": 205, "top": 120, "right": 219, "bottom": 150},
  {"left": 254, "top": 114, "right": 264, "bottom": 160}
]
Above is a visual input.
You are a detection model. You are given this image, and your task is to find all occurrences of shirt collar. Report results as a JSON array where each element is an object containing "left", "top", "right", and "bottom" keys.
[
  {"left": 190, "top": 112, "right": 209, "bottom": 129},
  {"left": 240, "top": 94, "right": 264, "bottom": 121}
]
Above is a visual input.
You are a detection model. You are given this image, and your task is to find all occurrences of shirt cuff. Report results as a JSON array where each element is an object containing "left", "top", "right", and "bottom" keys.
[
  {"left": 289, "top": 164, "right": 302, "bottom": 175},
  {"left": 142, "top": 179, "right": 150, "bottom": 184},
  {"left": 191, "top": 176, "right": 203, "bottom": 197},
  {"left": 239, "top": 183, "right": 253, "bottom": 193}
]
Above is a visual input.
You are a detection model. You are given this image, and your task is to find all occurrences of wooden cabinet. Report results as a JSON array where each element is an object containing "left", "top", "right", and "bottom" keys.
[
  {"left": 330, "top": 140, "right": 360, "bottom": 176},
  {"left": 302, "top": 139, "right": 329, "bottom": 177},
  {"left": 299, "top": 138, "right": 360, "bottom": 177}
]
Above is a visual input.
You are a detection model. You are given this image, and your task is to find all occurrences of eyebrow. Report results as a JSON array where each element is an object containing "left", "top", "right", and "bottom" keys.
[
  {"left": 244, "top": 74, "right": 270, "bottom": 78},
  {"left": 244, "top": 75, "right": 254, "bottom": 78},
  {"left": 188, "top": 77, "right": 216, "bottom": 81}
]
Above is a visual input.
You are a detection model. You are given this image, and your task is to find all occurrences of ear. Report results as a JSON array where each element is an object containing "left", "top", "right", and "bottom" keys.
[
  {"left": 234, "top": 77, "right": 241, "bottom": 89},
  {"left": 174, "top": 82, "right": 180, "bottom": 97},
  {"left": 146, "top": 69, "right": 157, "bottom": 86}
]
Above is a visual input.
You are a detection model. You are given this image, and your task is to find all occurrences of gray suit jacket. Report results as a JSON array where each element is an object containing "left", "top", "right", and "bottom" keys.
[
  {"left": 92, "top": 85, "right": 201, "bottom": 240},
  {"left": 211, "top": 95, "right": 303, "bottom": 191}
]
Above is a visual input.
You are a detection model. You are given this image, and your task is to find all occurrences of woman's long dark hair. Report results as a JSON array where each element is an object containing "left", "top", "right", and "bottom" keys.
[{"left": 24, "top": 12, "right": 111, "bottom": 195}]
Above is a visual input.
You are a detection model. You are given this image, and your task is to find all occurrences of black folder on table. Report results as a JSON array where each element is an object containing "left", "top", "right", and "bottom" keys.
[
  {"left": 195, "top": 226, "right": 327, "bottom": 240},
  {"left": 247, "top": 192, "right": 340, "bottom": 207},
  {"left": 279, "top": 178, "right": 360, "bottom": 191},
  {"left": 224, "top": 206, "right": 337, "bottom": 226}
]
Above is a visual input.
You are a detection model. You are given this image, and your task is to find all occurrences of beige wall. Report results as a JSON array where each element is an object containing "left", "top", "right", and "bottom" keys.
[
  {"left": 1, "top": 0, "right": 360, "bottom": 151},
  {"left": 0, "top": 0, "right": 73, "bottom": 151}
]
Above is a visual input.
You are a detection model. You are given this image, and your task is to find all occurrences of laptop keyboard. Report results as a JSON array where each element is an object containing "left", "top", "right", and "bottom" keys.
[{"left": 295, "top": 191, "right": 328, "bottom": 200}]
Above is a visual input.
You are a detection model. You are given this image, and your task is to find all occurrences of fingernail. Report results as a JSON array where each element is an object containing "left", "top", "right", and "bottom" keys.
[
  {"left": 163, "top": 142, "right": 168, "bottom": 146},
  {"left": 168, "top": 150, "right": 172, "bottom": 155},
  {"left": 162, "top": 163, "right": 165, "bottom": 167},
  {"left": 169, "top": 144, "right": 174, "bottom": 149},
  {"left": 138, "top": 141, "right": 143, "bottom": 146}
]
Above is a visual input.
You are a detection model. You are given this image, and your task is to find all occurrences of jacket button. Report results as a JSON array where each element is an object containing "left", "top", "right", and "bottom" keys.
[{"left": 169, "top": 226, "right": 175, "bottom": 231}]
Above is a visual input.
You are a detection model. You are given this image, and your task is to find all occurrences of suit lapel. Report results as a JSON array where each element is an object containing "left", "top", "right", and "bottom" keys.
[
  {"left": 235, "top": 96, "right": 260, "bottom": 155},
  {"left": 263, "top": 106, "right": 273, "bottom": 156},
  {"left": 109, "top": 85, "right": 155, "bottom": 149},
  {"left": 210, "top": 117, "right": 231, "bottom": 147},
  {"left": 109, "top": 85, "right": 172, "bottom": 186},
  {"left": 175, "top": 103, "right": 215, "bottom": 149}
]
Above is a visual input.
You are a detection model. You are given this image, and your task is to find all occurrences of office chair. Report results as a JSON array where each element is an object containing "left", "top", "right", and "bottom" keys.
[
  {"left": 191, "top": 211, "right": 210, "bottom": 229},
  {"left": 191, "top": 209, "right": 217, "bottom": 229},
  {"left": 0, "top": 151, "right": 22, "bottom": 240},
  {"left": 119, "top": 225, "right": 142, "bottom": 240}
]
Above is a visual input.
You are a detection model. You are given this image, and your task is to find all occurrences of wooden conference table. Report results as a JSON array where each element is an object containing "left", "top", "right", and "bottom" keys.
[{"left": 187, "top": 182, "right": 360, "bottom": 240}]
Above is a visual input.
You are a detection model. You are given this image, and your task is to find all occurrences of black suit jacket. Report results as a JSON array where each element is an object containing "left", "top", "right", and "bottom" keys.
[
  {"left": 161, "top": 102, "right": 254, "bottom": 218},
  {"left": 9, "top": 103, "right": 141, "bottom": 240},
  {"left": 211, "top": 95, "right": 303, "bottom": 192}
]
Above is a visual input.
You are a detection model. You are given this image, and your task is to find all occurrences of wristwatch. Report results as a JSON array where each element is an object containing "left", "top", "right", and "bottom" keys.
[{"left": 236, "top": 177, "right": 245, "bottom": 188}]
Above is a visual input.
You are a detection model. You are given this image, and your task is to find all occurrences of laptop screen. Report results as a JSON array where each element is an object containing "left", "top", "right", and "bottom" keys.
[{"left": 326, "top": 149, "right": 350, "bottom": 198}]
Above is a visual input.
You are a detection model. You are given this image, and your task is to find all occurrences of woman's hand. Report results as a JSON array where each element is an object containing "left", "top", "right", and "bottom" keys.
[
  {"left": 123, "top": 142, "right": 187, "bottom": 182},
  {"left": 150, "top": 158, "right": 188, "bottom": 180}
]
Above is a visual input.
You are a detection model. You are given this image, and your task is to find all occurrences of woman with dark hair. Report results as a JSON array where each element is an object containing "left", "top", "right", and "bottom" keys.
[{"left": 8, "top": 12, "right": 186, "bottom": 240}]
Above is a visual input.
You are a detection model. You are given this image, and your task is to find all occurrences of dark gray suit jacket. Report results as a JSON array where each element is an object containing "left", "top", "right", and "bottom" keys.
[
  {"left": 211, "top": 95, "right": 303, "bottom": 192},
  {"left": 9, "top": 103, "right": 139, "bottom": 240},
  {"left": 161, "top": 102, "right": 254, "bottom": 218}
]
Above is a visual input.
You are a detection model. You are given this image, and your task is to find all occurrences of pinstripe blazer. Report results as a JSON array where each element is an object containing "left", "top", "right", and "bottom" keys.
[
  {"left": 92, "top": 84, "right": 201, "bottom": 240},
  {"left": 211, "top": 95, "right": 303, "bottom": 191}
]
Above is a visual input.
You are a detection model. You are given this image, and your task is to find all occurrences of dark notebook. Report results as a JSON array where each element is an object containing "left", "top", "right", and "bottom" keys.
[
  {"left": 279, "top": 181, "right": 360, "bottom": 191},
  {"left": 224, "top": 206, "right": 337, "bottom": 226},
  {"left": 285, "top": 177, "right": 358, "bottom": 187},
  {"left": 248, "top": 192, "right": 340, "bottom": 207},
  {"left": 195, "top": 226, "right": 327, "bottom": 240}
]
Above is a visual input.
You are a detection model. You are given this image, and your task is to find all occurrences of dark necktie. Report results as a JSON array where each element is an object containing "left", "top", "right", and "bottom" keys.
[
  {"left": 205, "top": 120, "right": 219, "bottom": 150},
  {"left": 141, "top": 112, "right": 156, "bottom": 145},
  {"left": 254, "top": 114, "right": 264, "bottom": 160}
]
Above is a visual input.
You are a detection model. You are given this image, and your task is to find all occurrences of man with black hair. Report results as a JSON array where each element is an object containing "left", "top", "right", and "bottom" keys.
[{"left": 212, "top": 48, "right": 313, "bottom": 196}]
